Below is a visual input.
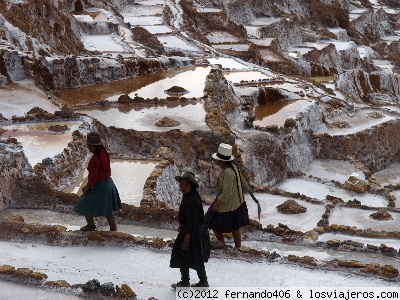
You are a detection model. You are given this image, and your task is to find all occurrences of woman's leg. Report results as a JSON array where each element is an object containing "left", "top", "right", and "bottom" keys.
[
  {"left": 213, "top": 231, "right": 225, "bottom": 245},
  {"left": 106, "top": 214, "right": 117, "bottom": 231},
  {"left": 180, "top": 268, "right": 190, "bottom": 283},
  {"left": 196, "top": 264, "right": 208, "bottom": 285},
  {"left": 80, "top": 216, "right": 96, "bottom": 231},
  {"left": 232, "top": 229, "right": 241, "bottom": 248}
]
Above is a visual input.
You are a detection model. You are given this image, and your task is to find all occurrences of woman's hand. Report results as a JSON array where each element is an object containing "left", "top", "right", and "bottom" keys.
[
  {"left": 212, "top": 199, "right": 221, "bottom": 211},
  {"left": 182, "top": 234, "right": 190, "bottom": 249}
]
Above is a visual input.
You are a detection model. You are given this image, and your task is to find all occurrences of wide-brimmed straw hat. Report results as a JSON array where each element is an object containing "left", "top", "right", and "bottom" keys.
[
  {"left": 175, "top": 171, "right": 199, "bottom": 188},
  {"left": 86, "top": 132, "right": 104, "bottom": 146},
  {"left": 212, "top": 143, "right": 234, "bottom": 161}
]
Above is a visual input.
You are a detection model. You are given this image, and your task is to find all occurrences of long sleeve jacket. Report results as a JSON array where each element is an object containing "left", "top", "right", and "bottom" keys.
[
  {"left": 216, "top": 163, "right": 244, "bottom": 213},
  {"left": 178, "top": 190, "right": 204, "bottom": 234},
  {"left": 87, "top": 149, "right": 111, "bottom": 189}
]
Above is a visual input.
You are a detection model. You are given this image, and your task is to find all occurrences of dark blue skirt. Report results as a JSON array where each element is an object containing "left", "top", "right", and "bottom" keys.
[
  {"left": 73, "top": 178, "right": 122, "bottom": 217},
  {"left": 207, "top": 201, "right": 249, "bottom": 232}
]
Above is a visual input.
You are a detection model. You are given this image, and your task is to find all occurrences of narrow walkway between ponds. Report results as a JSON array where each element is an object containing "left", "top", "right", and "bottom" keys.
[
  {"left": 2, "top": 209, "right": 400, "bottom": 271},
  {"left": 0, "top": 240, "right": 397, "bottom": 300}
]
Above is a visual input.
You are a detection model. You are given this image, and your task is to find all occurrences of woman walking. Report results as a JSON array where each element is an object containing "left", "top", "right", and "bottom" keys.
[
  {"left": 73, "top": 132, "right": 122, "bottom": 231},
  {"left": 208, "top": 143, "right": 249, "bottom": 249},
  {"left": 170, "top": 171, "right": 210, "bottom": 289}
]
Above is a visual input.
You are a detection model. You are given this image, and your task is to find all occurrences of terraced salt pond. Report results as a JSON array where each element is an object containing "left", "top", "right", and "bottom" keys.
[
  {"left": 244, "top": 193, "right": 325, "bottom": 232},
  {"left": 81, "top": 34, "right": 127, "bottom": 52},
  {"left": 157, "top": 35, "right": 202, "bottom": 52},
  {"left": 129, "top": 66, "right": 210, "bottom": 99},
  {"left": 63, "top": 159, "right": 159, "bottom": 207},
  {"left": 373, "top": 162, "right": 400, "bottom": 186},
  {"left": 207, "top": 57, "right": 250, "bottom": 69},
  {"left": 330, "top": 206, "right": 400, "bottom": 231},
  {"left": 277, "top": 178, "right": 388, "bottom": 207},
  {"left": 302, "top": 159, "right": 365, "bottom": 184},
  {"left": 57, "top": 66, "right": 210, "bottom": 106},
  {"left": 0, "top": 121, "right": 82, "bottom": 167},
  {"left": 315, "top": 109, "right": 395, "bottom": 136},
  {"left": 0, "top": 81, "right": 58, "bottom": 119},
  {"left": 224, "top": 71, "right": 272, "bottom": 83},
  {"left": 253, "top": 100, "right": 312, "bottom": 127},
  {"left": 79, "top": 103, "right": 208, "bottom": 131}
]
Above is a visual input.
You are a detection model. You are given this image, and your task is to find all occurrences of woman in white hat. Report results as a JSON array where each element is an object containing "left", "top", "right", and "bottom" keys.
[
  {"left": 170, "top": 171, "right": 210, "bottom": 289},
  {"left": 209, "top": 143, "right": 249, "bottom": 249},
  {"left": 73, "top": 132, "right": 122, "bottom": 231}
]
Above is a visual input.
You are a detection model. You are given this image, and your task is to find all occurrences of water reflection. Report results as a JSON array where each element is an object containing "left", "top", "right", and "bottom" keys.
[
  {"left": 56, "top": 66, "right": 210, "bottom": 106},
  {"left": 0, "top": 121, "right": 82, "bottom": 167},
  {"left": 254, "top": 100, "right": 310, "bottom": 127},
  {"left": 128, "top": 66, "right": 210, "bottom": 99},
  {"left": 0, "top": 81, "right": 58, "bottom": 119},
  {"left": 79, "top": 103, "right": 208, "bottom": 131}
]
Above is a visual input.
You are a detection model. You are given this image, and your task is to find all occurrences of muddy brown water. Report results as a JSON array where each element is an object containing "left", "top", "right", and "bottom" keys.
[{"left": 55, "top": 66, "right": 205, "bottom": 107}]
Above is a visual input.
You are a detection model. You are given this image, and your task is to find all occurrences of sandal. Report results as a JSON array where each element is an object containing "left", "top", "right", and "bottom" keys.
[{"left": 80, "top": 224, "right": 96, "bottom": 231}]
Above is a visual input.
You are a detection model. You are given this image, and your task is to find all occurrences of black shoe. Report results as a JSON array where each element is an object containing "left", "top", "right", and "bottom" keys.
[
  {"left": 80, "top": 224, "right": 96, "bottom": 231},
  {"left": 191, "top": 281, "right": 209, "bottom": 288},
  {"left": 171, "top": 281, "right": 190, "bottom": 289}
]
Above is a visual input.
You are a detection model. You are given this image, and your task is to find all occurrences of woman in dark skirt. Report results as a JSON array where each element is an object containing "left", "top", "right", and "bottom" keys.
[
  {"left": 170, "top": 171, "right": 210, "bottom": 289},
  {"left": 73, "top": 132, "right": 122, "bottom": 231},
  {"left": 208, "top": 143, "right": 249, "bottom": 249}
]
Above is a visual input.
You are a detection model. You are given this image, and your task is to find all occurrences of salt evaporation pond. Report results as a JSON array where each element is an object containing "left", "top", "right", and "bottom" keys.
[
  {"left": 64, "top": 159, "right": 158, "bottom": 207},
  {"left": 0, "top": 121, "right": 82, "bottom": 167},
  {"left": 122, "top": 16, "right": 163, "bottom": 26},
  {"left": 224, "top": 71, "right": 272, "bottom": 83},
  {"left": 213, "top": 44, "right": 250, "bottom": 52},
  {"left": 278, "top": 178, "right": 387, "bottom": 207},
  {"left": 128, "top": 66, "right": 210, "bottom": 99},
  {"left": 0, "top": 209, "right": 176, "bottom": 238},
  {"left": 373, "top": 162, "right": 400, "bottom": 186},
  {"left": 81, "top": 34, "right": 126, "bottom": 52},
  {"left": 330, "top": 206, "right": 400, "bottom": 232},
  {"left": 156, "top": 35, "right": 202, "bottom": 52},
  {"left": 195, "top": 7, "right": 222, "bottom": 13},
  {"left": 121, "top": 5, "right": 163, "bottom": 17},
  {"left": 207, "top": 57, "right": 249, "bottom": 69},
  {"left": 253, "top": 100, "right": 311, "bottom": 127},
  {"left": 141, "top": 25, "right": 173, "bottom": 34},
  {"left": 315, "top": 109, "right": 395, "bottom": 136},
  {"left": 73, "top": 12, "right": 108, "bottom": 21},
  {"left": 80, "top": 103, "right": 207, "bottom": 131},
  {"left": 248, "top": 38, "right": 275, "bottom": 47},
  {"left": 206, "top": 31, "right": 241, "bottom": 43},
  {"left": 56, "top": 66, "right": 210, "bottom": 106},
  {"left": 243, "top": 193, "right": 325, "bottom": 232},
  {"left": 0, "top": 81, "right": 58, "bottom": 119},
  {"left": 302, "top": 159, "right": 365, "bottom": 184}
]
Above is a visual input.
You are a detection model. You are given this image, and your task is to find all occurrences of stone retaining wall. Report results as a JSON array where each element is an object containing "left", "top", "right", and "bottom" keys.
[{"left": 314, "top": 119, "right": 400, "bottom": 172}]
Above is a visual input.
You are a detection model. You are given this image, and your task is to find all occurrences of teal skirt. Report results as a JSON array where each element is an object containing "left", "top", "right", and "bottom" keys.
[{"left": 73, "top": 178, "right": 122, "bottom": 217}]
